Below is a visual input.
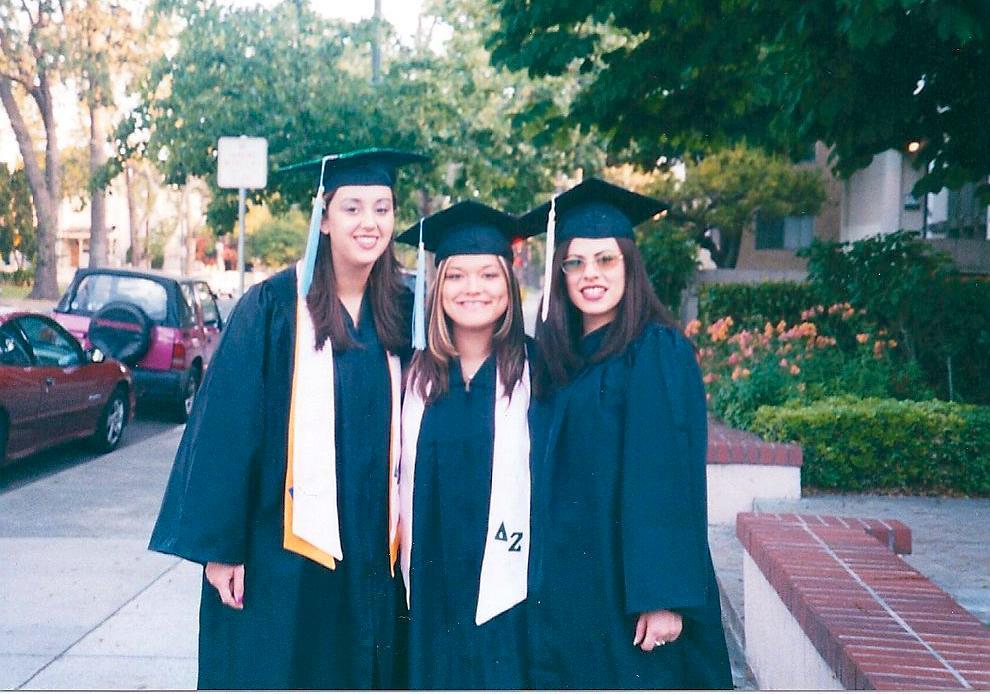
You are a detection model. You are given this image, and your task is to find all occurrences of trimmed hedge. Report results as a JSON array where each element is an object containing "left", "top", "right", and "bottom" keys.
[
  {"left": 698, "top": 281, "right": 823, "bottom": 330},
  {"left": 751, "top": 397, "right": 990, "bottom": 495}
]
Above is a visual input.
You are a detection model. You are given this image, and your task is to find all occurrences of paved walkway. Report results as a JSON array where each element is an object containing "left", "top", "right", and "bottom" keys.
[
  {"left": 710, "top": 493, "right": 990, "bottom": 687},
  {"left": 3, "top": 422, "right": 988, "bottom": 690}
]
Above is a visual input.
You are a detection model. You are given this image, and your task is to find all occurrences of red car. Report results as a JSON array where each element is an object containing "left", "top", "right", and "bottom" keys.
[
  {"left": 0, "top": 308, "right": 134, "bottom": 466},
  {"left": 53, "top": 268, "right": 224, "bottom": 421}
]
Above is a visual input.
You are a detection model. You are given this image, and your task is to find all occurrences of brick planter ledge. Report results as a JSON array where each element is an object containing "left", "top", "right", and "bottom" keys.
[
  {"left": 705, "top": 421, "right": 802, "bottom": 524},
  {"left": 737, "top": 512, "right": 990, "bottom": 690}
]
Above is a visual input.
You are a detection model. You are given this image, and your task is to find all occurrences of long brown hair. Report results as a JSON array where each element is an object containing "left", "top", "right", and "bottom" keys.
[
  {"left": 305, "top": 187, "right": 408, "bottom": 353},
  {"left": 409, "top": 255, "right": 526, "bottom": 404},
  {"left": 533, "top": 236, "right": 679, "bottom": 396}
]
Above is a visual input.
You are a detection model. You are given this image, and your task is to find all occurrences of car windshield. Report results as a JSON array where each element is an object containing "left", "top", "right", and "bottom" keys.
[{"left": 69, "top": 274, "right": 168, "bottom": 322}]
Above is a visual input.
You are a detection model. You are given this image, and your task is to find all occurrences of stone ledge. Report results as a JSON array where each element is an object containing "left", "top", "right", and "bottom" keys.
[{"left": 737, "top": 512, "right": 990, "bottom": 690}]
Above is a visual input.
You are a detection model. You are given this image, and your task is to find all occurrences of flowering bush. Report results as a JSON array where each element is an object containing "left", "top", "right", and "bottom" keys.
[{"left": 689, "top": 302, "right": 932, "bottom": 429}]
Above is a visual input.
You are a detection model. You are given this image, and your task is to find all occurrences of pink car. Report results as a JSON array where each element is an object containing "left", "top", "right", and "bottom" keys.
[{"left": 53, "top": 268, "right": 224, "bottom": 421}]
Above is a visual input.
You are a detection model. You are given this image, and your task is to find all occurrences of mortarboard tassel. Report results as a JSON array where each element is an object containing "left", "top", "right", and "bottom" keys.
[
  {"left": 412, "top": 217, "right": 427, "bottom": 351},
  {"left": 299, "top": 158, "right": 330, "bottom": 297},
  {"left": 540, "top": 196, "right": 557, "bottom": 323}
]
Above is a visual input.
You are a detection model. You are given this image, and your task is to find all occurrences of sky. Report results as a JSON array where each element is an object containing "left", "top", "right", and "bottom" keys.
[{"left": 0, "top": 0, "right": 433, "bottom": 166}]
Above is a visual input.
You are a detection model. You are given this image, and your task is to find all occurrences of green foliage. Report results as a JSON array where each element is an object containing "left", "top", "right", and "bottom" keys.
[
  {"left": 803, "top": 230, "right": 990, "bottom": 403},
  {"left": 246, "top": 210, "right": 307, "bottom": 270},
  {"left": 751, "top": 397, "right": 990, "bottom": 495},
  {"left": 696, "top": 308, "right": 931, "bottom": 429},
  {"left": 131, "top": 0, "right": 608, "bottom": 236},
  {"left": 635, "top": 220, "right": 697, "bottom": 312},
  {"left": 655, "top": 145, "right": 826, "bottom": 267},
  {"left": 698, "top": 282, "right": 824, "bottom": 331},
  {"left": 487, "top": 0, "right": 990, "bottom": 198},
  {"left": 0, "top": 164, "right": 36, "bottom": 267}
]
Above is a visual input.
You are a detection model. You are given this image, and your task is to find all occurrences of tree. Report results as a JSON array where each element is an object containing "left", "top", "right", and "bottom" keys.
[
  {"left": 0, "top": 0, "right": 65, "bottom": 298},
  {"left": 63, "top": 0, "right": 146, "bottom": 267},
  {"left": 487, "top": 0, "right": 990, "bottom": 198},
  {"left": 0, "top": 163, "right": 36, "bottom": 267},
  {"left": 653, "top": 145, "right": 826, "bottom": 268},
  {"left": 246, "top": 209, "right": 306, "bottom": 269}
]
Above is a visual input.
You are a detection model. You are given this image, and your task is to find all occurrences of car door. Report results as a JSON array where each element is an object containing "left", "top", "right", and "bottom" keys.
[
  {"left": 17, "top": 315, "right": 102, "bottom": 441},
  {"left": 194, "top": 282, "right": 223, "bottom": 364},
  {"left": 0, "top": 321, "right": 42, "bottom": 459}
]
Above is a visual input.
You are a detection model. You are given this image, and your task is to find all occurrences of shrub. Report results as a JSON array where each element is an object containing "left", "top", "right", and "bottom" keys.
[
  {"left": 802, "top": 230, "right": 990, "bottom": 405},
  {"left": 697, "top": 281, "right": 824, "bottom": 330},
  {"left": 636, "top": 220, "right": 698, "bottom": 312},
  {"left": 691, "top": 307, "right": 932, "bottom": 429},
  {"left": 751, "top": 397, "right": 990, "bottom": 495}
]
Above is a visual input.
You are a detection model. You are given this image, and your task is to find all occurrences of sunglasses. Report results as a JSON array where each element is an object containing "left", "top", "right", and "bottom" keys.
[{"left": 561, "top": 252, "right": 624, "bottom": 275}]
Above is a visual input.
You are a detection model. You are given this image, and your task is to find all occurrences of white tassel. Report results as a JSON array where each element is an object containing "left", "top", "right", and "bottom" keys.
[{"left": 540, "top": 196, "right": 557, "bottom": 323}]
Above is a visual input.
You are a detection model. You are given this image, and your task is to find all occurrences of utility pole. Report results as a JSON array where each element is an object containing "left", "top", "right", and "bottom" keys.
[{"left": 371, "top": 0, "right": 382, "bottom": 83}]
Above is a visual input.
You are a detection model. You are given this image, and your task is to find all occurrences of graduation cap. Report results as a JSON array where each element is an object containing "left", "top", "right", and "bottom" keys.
[
  {"left": 396, "top": 200, "right": 525, "bottom": 350},
  {"left": 286, "top": 148, "right": 428, "bottom": 297},
  {"left": 518, "top": 177, "right": 667, "bottom": 322}
]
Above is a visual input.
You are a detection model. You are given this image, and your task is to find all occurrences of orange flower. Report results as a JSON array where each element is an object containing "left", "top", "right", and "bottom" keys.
[
  {"left": 887, "top": 339, "right": 898, "bottom": 348},
  {"left": 873, "top": 340, "right": 885, "bottom": 356},
  {"left": 703, "top": 373, "right": 717, "bottom": 384},
  {"left": 790, "top": 364, "right": 801, "bottom": 375},
  {"left": 856, "top": 333, "right": 869, "bottom": 344},
  {"left": 685, "top": 319, "right": 701, "bottom": 337}
]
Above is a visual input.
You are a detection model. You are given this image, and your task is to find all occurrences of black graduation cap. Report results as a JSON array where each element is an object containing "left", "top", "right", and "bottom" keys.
[
  {"left": 278, "top": 147, "right": 428, "bottom": 191},
  {"left": 519, "top": 177, "right": 667, "bottom": 242},
  {"left": 396, "top": 200, "right": 521, "bottom": 265},
  {"left": 396, "top": 200, "right": 527, "bottom": 350},
  {"left": 519, "top": 178, "right": 667, "bottom": 322}
]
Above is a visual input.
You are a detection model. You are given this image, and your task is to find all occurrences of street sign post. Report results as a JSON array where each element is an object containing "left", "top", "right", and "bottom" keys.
[{"left": 217, "top": 136, "right": 268, "bottom": 296}]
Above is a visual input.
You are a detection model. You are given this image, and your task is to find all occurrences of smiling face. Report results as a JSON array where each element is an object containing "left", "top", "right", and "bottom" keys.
[
  {"left": 321, "top": 185, "right": 395, "bottom": 272},
  {"left": 562, "top": 236, "right": 626, "bottom": 334},
  {"left": 440, "top": 254, "right": 510, "bottom": 334}
]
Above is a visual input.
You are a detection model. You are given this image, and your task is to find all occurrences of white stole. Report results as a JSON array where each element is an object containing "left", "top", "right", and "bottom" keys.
[
  {"left": 285, "top": 262, "right": 402, "bottom": 572},
  {"left": 399, "top": 360, "right": 531, "bottom": 625}
]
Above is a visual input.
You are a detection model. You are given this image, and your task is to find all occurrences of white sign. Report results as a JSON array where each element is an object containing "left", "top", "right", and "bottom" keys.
[{"left": 217, "top": 136, "right": 268, "bottom": 189}]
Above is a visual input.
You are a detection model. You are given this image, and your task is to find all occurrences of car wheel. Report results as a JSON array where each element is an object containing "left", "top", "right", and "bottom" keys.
[
  {"left": 175, "top": 367, "right": 201, "bottom": 423},
  {"left": 89, "top": 302, "right": 152, "bottom": 366},
  {"left": 92, "top": 387, "right": 128, "bottom": 453}
]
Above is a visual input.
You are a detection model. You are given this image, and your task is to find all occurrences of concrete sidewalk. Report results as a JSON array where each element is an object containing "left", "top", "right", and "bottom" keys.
[
  {"left": 710, "top": 493, "right": 990, "bottom": 686},
  {"left": 0, "top": 426, "right": 198, "bottom": 690},
  {"left": 3, "top": 421, "right": 988, "bottom": 690}
]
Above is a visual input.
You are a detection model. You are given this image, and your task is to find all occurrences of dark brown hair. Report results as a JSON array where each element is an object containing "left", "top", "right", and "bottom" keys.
[
  {"left": 533, "top": 236, "right": 680, "bottom": 396},
  {"left": 306, "top": 188, "right": 408, "bottom": 353},
  {"left": 409, "top": 255, "right": 527, "bottom": 404}
]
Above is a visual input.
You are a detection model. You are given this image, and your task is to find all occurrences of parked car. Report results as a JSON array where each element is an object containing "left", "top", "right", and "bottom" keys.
[
  {"left": 0, "top": 308, "right": 135, "bottom": 466},
  {"left": 52, "top": 268, "right": 224, "bottom": 421}
]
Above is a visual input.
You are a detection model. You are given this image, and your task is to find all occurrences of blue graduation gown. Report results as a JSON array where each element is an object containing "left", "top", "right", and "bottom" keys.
[
  {"left": 149, "top": 267, "right": 409, "bottom": 690},
  {"left": 528, "top": 322, "right": 732, "bottom": 689},
  {"left": 407, "top": 354, "right": 527, "bottom": 689}
]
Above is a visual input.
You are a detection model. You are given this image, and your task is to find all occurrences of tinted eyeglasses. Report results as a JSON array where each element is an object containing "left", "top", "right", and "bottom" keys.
[{"left": 561, "top": 252, "right": 624, "bottom": 275}]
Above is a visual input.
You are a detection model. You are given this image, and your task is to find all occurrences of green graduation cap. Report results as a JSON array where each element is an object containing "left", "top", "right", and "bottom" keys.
[{"left": 284, "top": 148, "right": 427, "bottom": 297}]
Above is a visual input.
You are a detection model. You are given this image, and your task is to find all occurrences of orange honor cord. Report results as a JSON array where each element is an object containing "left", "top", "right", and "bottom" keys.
[{"left": 387, "top": 354, "right": 402, "bottom": 576}]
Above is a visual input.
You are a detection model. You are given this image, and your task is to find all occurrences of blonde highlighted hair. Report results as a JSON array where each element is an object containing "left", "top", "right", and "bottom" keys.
[{"left": 410, "top": 255, "right": 526, "bottom": 403}]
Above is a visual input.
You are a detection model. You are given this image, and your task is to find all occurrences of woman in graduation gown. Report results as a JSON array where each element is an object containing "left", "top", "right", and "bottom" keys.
[
  {"left": 522, "top": 178, "right": 733, "bottom": 690},
  {"left": 395, "top": 201, "right": 533, "bottom": 689},
  {"left": 149, "top": 149, "right": 424, "bottom": 689}
]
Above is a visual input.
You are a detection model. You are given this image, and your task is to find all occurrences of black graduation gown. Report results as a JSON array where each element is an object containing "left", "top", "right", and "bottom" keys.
[
  {"left": 528, "top": 322, "right": 732, "bottom": 690},
  {"left": 407, "top": 354, "right": 527, "bottom": 689},
  {"left": 149, "top": 267, "right": 409, "bottom": 690}
]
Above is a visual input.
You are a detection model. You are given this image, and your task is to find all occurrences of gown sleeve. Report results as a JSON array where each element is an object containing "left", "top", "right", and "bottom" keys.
[
  {"left": 621, "top": 323, "right": 710, "bottom": 614},
  {"left": 148, "top": 282, "right": 274, "bottom": 565}
]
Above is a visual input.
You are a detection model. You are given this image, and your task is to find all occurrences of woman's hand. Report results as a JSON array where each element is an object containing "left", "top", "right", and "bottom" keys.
[
  {"left": 205, "top": 562, "right": 245, "bottom": 610},
  {"left": 633, "top": 609, "right": 682, "bottom": 652}
]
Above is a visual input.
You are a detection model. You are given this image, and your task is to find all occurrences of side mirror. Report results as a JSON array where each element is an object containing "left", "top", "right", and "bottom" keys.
[{"left": 88, "top": 347, "right": 105, "bottom": 363}]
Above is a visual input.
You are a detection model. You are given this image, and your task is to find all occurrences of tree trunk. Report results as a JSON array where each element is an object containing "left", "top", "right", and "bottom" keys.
[
  {"left": 124, "top": 163, "right": 143, "bottom": 266},
  {"left": 0, "top": 76, "right": 60, "bottom": 299},
  {"left": 87, "top": 100, "right": 109, "bottom": 267}
]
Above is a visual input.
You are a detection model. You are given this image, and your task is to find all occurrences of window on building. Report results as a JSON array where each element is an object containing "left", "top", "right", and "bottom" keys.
[{"left": 755, "top": 215, "right": 815, "bottom": 250}]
